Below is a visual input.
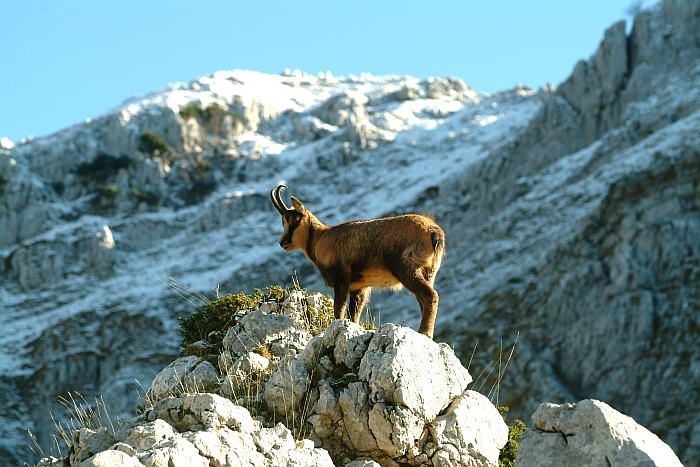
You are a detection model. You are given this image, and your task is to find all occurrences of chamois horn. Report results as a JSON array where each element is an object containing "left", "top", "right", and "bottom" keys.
[{"left": 271, "top": 184, "right": 291, "bottom": 214}]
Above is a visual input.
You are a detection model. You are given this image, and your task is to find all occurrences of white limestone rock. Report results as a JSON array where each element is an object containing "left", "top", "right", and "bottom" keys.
[
  {"left": 263, "top": 353, "right": 311, "bottom": 416},
  {"left": 359, "top": 325, "right": 472, "bottom": 422},
  {"left": 73, "top": 450, "right": 145, "bottom": 467},
  {"left": 516, "top": 399, "right": 684, "bottom": 467},
  {"left": 70, "top": 427, "right": 117, "bottom": 465},
  {"left": 143, "top": 393, "right": 257, "bottom": 433},
  {"left": 394, "top": 83, "right": 424, "bottom": 101},
  {"left": 0, "top": 137, "right": 14, "bottom": 150},
  {"left": 186, "top": 427, "right": 264, "bottom": 466},
  {"left": 253, "top": 422, "right": 334, "bottom": 467},
  {"left": 146, "top": 356, "right": 218, "bottom": 404},
  {"left": 223, "top": 350, "right": 270, "bottom": 375},
  {"left": 425, "top": 76, "right": 471, "bottom": 99},
  {"left": 138, "top": 436, "right": 208, "bottom": 467},
  {"left": 85, "top": 225, "right": 116, "bottom": 279},
  {"left": 429, "top": 391, "right": 508, "bottom": 467},
  {"left": 345, "top": 461, "right": 382, "bottom": 467},
  {"left": 119, "top": 419, "right": 177, "bottom": 452},
  {"left": 221, "top": 308, "right": 311, "bottom": 360}
]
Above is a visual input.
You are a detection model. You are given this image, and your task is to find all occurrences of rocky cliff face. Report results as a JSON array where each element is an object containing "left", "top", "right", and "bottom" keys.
[{"left": 2, "top": 0, "right": 700, "bottom": 464}]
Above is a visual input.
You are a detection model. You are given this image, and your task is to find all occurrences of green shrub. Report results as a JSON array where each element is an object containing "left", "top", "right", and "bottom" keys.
[
  {"left": 138, "top": 131, "right": 169, "bottom": 157},
  {"left": 177, "top": 285, "right": 339, "bottom": 359},
  {"left": 498, "top": 407, "right": 527, "bottom": 467},
  {"left": 192, "top": 161, "right": 211, "bottom": 177},
  {"left": 203, "top": 103, "right": 234, "bottom": 128},
  {"left": 179, "top": 286, "right": 291, "bottom": 355},
  {"left": 131, "top": 187, "right": 159, "bottom": 206},
  {"left": 96, "top": 184, "right": 119, "bottom": 197},
  {"left": 75, "top": 153, "right": 132, "bottom": 182},
  {"left": 303, "top": 293, "right": 335, "bottom": 335},
  {"left": 178, "top": 102, "right": 241, "bottom": 127},
  {"left": 179, "top": 104, "right": 203, "bottom": 121}
]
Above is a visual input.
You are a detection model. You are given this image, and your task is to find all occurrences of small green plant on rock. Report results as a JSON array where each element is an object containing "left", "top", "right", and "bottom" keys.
[
  {"left": 138, "top": 131, "right": 169, "bottom": 157},
  {"left": 498, "top": 406, "right": 526, "bottom": 467},
  {"left": 177, "top": 102, "right": 242, "bottom": 135},
  {"left": 75, "top": 153, "right": 132, "bottom": 182},
  {"left": 131, "top": 188, "right": 159, "bottom": 206},
  {"left": 179, "top": 104, "right": 203, "bottom": 121},
  {"left": 303, "top": 293, "right": 336, "bottom": 335},
  {"left": 96, "top": 184, "right": 119, "bottom": 197}
]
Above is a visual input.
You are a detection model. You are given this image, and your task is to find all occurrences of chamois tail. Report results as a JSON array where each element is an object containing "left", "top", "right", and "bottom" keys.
[{"left": 430, "top": 228, "right": 445, "bottom": 272}]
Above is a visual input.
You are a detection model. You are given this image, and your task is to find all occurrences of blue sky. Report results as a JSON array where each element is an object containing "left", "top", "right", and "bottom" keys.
[{"left": 1, "top": 1, "right": 647, "bottom": 143}]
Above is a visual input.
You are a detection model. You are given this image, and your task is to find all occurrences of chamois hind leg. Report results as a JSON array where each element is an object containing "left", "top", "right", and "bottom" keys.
[
  {"left": 391, "top": 267, "right": 439, "bottom": 339},
  {"left": 348, "top": 288, "right": 371, "bottom": 324}
]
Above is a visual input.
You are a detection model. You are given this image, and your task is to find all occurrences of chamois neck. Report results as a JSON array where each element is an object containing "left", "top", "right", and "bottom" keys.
[
  {"left": 308, "top": 213, "right": 328, "bottom": 231},
  {"left": 304, "top": 213, "right": 327, "bottom": 265}
]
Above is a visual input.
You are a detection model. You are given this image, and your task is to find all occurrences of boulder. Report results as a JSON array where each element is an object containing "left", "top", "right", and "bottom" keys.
[
  {"left": 425, "top": 76, "right": 472, "bottom": 99},
  {"left": 394, "top": 83, "right": 424, "bottom": 101},
  {"left": 69, "top": 427, "right": 117, "bottom": 465},
  {"left": 118, "top": 419, "right": 178, "bottom": 451},
  {"left": 221, "top": 308, "right": 311, "bottom": 361},
  {"left": 142, "top": 393, "right": 257, "bottom": 433},
  {"left": 137, "top": 437, "right": 208, "bottom": 467},
  {"left": 73, "top": 450, "right": 145, "bottom": 467},
  {"left": 146, "top": 356, "right": 218, "bottom": 404},
  {"left": 428, "top": 391, "right": 508, "bottom": 466},
  {"left": 516, "top": 399, "right": 684, "bottom": 467}
]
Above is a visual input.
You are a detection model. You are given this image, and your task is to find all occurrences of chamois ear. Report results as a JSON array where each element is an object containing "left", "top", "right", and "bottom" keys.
[{"left": 290, "top": 196, "right": 307, "bottom": 214}]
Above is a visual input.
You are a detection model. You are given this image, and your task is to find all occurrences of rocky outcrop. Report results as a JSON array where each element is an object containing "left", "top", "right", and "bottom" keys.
[
  {"left": 311, "top": 90, "right": 394, "bottom": 149},
  {"left": 262, "top": 320, "right": 506, "bottom": 466},
  {"left": 34, "top": 299, "right": 683, "bottom": 467},
  {"left": 516, "top": 399, "right": 683, "bottom": 467},
  {"left": 35, "top": 298, "right": 510, "bottom": 467}
]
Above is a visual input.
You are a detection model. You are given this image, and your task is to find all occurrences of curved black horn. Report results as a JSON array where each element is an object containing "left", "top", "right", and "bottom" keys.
[{"left": 271, "top": 184, "right": 290, "bottom": 214}]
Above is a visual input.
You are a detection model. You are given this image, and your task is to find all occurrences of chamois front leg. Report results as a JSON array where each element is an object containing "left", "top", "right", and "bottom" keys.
[
  {"left": 416, "top": 287, "right": 439, "bottom": 339},
  {"left": 333, "top": 283, "right": 349, "bottom": 319}
]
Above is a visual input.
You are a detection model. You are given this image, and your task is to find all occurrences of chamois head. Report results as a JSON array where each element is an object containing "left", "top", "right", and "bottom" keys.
[{"left": 270, "top": 184, "right": 310, "bottom": 251}]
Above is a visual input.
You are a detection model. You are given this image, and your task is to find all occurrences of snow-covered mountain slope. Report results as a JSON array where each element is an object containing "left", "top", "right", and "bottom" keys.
[
  {"left": 1, "top": 69, "right": 539, "bottom": 463},
  {"left": 2, "top": 0, "right": 700, "bottom": 464}
]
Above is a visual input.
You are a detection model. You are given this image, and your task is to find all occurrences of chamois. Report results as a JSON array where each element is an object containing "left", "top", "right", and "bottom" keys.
[{"left": 270, "top": 184, "right": 445, "bottom": 339}]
